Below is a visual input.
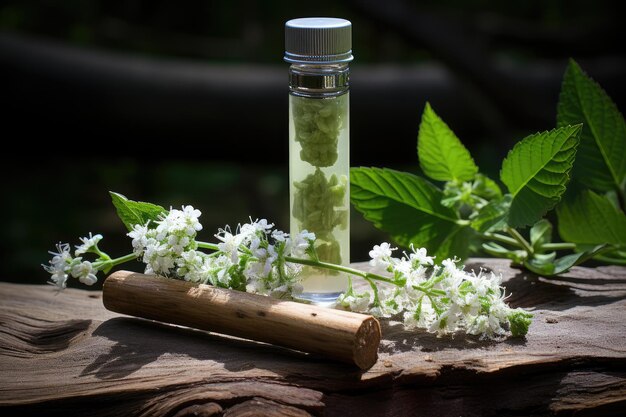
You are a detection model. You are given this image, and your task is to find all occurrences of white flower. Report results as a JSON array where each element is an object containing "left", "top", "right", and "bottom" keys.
[
  {"left": 265, "top": 245, "right": 278, "bottom": 273},
  {"left": 167, "top": 234, "right": 189, "bottom": 255},
  {"left": 156, "top": 206, "right": 202, "bottom": 240},
  {"left": 182, "top": 206, "right": 202, "bottom": 230},
  {"left": 466, "top": 315, "right": 488, "bottom": 336},
  {"left": 128, "top": 206, "right": 208, "bottom": 278},
  {"left": 441, "top": 258, "right": 468, "bottom": 283},
  {"left": 441, "top": 258, "right": 459, "bottom": 274},
  {"left": 369, "top": 242, "right": 395, "bottom": 271},
  {"left": 408, "top": 245, "right": 434, "bottom": 266},
  {"left": 338, "top": 292, "right": 371, "bottom": 312},
  {"left": 43, "top": 243, "right": 73, "bottom": 290},
  {"left": 215, "top": 228, "right": 244, "bottom": 263},
  {"left": 459, "top": 292, "right": 480, "bottom": 316},
  {"left": 378, "top": 287, "right": 404, "bottom": 316},
  {"left": 271, "top": 230, "right": 288, "bottom": 242},
  {"left": 176, "top": 250, "right": 205, "bottom": 281},
  {"left": 396, "top": 258, "right": 427, "bottom": 287},
  {"left": 128, "top": 224, "right": 150, "bottom": 255},
  {"left": 243, "top": 218, "right": 273, "bottom": 235},
  {"left": 141, "top": 239, "right": 175, "bottom": 275},
  {"left": 75, "top": 233, "right": 103, "bottom": 256},
  {"left": 428, "top": 311, "right": 454, "bottom": 335},
  {"left": 211, "top": 254, "right": 234, "bottom": 286},
  {"left": 246, "top": 241, "right": 278, "bottom": 279},
  {"left": 70, "top": 261, "right": 98, "bottom": 286},
  {"left": 246, "top": 278, "right": 265, "bottom": 294},
  {"left": 288, "top": 230, "right": 315, "bottom": 258},
  {"left": 443, "top": 274, "right": 464, "bottom": 304}
]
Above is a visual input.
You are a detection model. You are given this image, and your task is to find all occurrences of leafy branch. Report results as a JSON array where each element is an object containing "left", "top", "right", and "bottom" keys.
[
  {"left": 43, "top": 193, "right": 532, "bottom": 339},
  {"left": 351, "top": 59, "right": 626, "bottom": 276}
]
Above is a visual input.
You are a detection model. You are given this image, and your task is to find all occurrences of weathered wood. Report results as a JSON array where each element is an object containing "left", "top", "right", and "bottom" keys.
[
  {"left": 103, "top": 270, "right": 381, "bottom": 369},
  {"left": 1, "top": 259, "right": 626, "bottom": 416}
]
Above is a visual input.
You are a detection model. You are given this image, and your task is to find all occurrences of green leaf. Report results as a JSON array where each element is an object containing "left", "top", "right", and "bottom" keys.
[
  {"left": 530, "top": 219, "right": 552, "bottom": 250},
  {"left": 525, "top": 244, "right": 608, "bottom": 276},
  {"left": 557, "top": 190, "right": 626, "bottom": 246},
  {"left": 557, "top": 59, "right": 626, "bottom": 192},
  {"left": 417, "top": 102, "right": 478, "bottom": 182},
  {"left": 110, "top": 192, "right": 167, "bottom": 231},
  {"left": 553, "top": 245, "right": 607, "bottom": 273},
  {"left": 350, "top": 167, "right": 473, "bottom": 260},
  {"left": 500, "top": 125, "right": 581, "bottom": 228},
  {"left": 524, "top": 257, "right": 555, "bottom": 276},
  {"left": 472, "top": 174, "right": 502, "bottom": 200},
  {"left": 470, "top": 195, "right": 511, "bottom": 233},
  {"left": 481, "top": 242, "right": 526, "bottom": 263}
]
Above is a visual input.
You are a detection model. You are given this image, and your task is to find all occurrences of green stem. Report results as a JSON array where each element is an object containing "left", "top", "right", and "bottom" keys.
[
  {"left": 198, "top": 240, "right": 397, "bottom": 285},
  {"left": 197, "top": 240, "right": 452, "bottom": 303},
  {"left": 594, "top": 254, "right": 626, "bottom": 265},
  {"left": 198, "top": 242, "right": 220, "bottom": 251},
  {"left": 363, "top": 277, "right": 381, "bottom": 306},
  {"left": 93, "top": 253, "right": 137, "bottom": 270},
  {"left": 539, "top": 242, "right": 576, "bottom": 251},
  {"left": 93, "top": 245, "right": 111, "bottom": 261},
  {"left": 482, "top": 232, "right": 522, "bottom": 248},
  {"left": 506, "top": 227, "right": 533, "bottom": 255},
  {"left": 284, "top": 256, "right": 396, "bottom": 285}
]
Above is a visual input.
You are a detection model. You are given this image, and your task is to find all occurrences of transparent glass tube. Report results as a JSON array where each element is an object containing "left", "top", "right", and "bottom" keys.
[{"left": 289, "top": 64, "right": 350, "bottom": 304}]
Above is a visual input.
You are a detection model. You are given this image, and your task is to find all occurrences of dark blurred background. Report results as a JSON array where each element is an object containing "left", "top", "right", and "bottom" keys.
[{"left": 1, "top": 0, "right": 625, "bottom": 286}]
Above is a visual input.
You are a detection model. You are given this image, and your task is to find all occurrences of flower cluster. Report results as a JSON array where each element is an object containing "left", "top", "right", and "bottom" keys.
[
  {"left": 128, "top": 206, "right": 203, "bottom": 276},
  {"left": 43, "top": 203, "right": 531, "bottom": 339},
  {"left": 127, "top": 207, "right": 316, "bottom": 296},
  {"left": 42, "top": 233, "right": 104, "bottom": 289},
  {"left": 338, "top": 244, "right": 532, "bottom": 338}
]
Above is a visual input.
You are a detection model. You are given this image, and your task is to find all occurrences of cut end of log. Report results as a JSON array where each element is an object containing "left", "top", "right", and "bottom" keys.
[{"left": 353, "top": 317, "right": 381, "bottom": 370}]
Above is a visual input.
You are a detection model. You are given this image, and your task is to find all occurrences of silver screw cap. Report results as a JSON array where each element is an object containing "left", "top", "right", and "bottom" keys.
[{"left": 284, "top": 17, "right": 353, "bottom": 64}]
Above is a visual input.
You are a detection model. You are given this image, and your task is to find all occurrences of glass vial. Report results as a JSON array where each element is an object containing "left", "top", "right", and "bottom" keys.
[{"left": 285, "top": 18, "right": 353, "bottom": 304}]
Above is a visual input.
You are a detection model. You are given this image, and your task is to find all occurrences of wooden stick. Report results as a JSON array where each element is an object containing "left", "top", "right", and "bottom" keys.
[{"left": 102, "top": 270, "right": 381, "bottom": 369}]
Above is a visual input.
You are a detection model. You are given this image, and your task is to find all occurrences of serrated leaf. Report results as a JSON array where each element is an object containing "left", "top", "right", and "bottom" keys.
[
  {"left": 418, "top": 102, "right": 478, "bottom": 182},
  {"left": 350, "top": 167, "right": 474, "bottom": 260},
  {"left": 470, "top": 195, "right": 511, "bottom": 233},
  {"left": 530, "top": 219, "right": 552, "bottom": 249},
  {"left": 557, "top": 59, "right": 626, "bottom": 192},
  {"left": 557, "top": 190, "right": 626, "bottom": 246},
  {"left": 500, "top": 125, "right": 581, "bottom": 228},
  {"left": 110, "top": 192, "right": 167, "bottom": 231}
]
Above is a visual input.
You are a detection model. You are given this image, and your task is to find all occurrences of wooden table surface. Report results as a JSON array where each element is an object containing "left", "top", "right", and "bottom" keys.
[{"left": 1, "top": 259, "right": 625, "bottom": 417}]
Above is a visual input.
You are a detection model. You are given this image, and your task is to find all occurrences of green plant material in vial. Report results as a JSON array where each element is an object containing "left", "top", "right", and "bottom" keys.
[
  {"left": 293, "top": 168, "right": 347, "bottom": 266},
  {"left": 292, "top": 95, "right": 347, "bottom": 167}
]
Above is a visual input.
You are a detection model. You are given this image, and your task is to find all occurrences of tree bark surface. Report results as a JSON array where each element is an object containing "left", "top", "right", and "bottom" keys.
[{"left": 1, "top": 259, "right": 625, "bottom": 416}]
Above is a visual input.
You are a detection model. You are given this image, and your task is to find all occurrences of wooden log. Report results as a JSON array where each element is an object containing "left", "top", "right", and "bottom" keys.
[
  {"left": 102, "top": 270, "right": 381, "bottom": 370},
  {"left": 1, "top": 259, "right": 626, "bottom": 416}
]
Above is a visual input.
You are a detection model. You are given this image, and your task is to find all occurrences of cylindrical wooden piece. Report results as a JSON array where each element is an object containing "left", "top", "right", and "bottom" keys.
[{"left": 103, "top": 271, "right": 380, "bottom": 369}]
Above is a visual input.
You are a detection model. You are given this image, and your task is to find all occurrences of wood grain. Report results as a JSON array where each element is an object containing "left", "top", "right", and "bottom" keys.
[
  {"left": 1, "top": 259, "right": 625, "bottom": 416},
  {"left": 103, "top": 271, "right": 381, "bottom": 369}
]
